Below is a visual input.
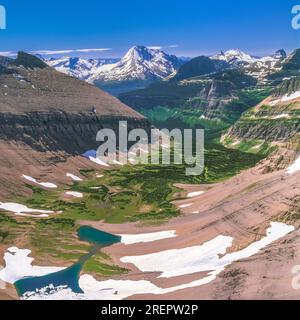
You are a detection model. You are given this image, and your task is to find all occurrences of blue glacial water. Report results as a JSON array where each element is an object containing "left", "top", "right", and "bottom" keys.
[
  {"left": 14, "top": 226, "right": 121, "bottom": 297},
  {"left": 82, "top": 150, "right": 96, "bottom": 159}
]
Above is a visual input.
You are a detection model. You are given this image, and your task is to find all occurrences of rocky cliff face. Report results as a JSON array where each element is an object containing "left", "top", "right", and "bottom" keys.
[
  {"left": 224, "top": 77, "right": 300, "bottom": 147},
  {"left": 226, "top": 119, "right": 300, "bottom": 142},
  {"left": 0, "top": 112, "right": 149, "bottom": 155}
]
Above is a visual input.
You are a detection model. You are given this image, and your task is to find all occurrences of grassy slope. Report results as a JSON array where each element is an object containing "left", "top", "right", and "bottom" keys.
[{"left": 0, "top": 140, "right": 263, "bottom": 277}]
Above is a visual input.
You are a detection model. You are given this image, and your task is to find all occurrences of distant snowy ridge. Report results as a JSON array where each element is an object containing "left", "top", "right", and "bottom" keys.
[
  {"left": 44, "top": 56, "right": 119, "bottom": 81},
  {"left": 211, "top": 49, "right": 286, "bottom": 67},
  {"left": 211, "top": 49, "right": 286, "bottom": 79}
]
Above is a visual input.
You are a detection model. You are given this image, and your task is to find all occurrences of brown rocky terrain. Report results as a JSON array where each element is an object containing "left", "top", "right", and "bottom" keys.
[
  {"left": 85, "top": 150, "right": 299, "bottom": 300},
  {"left": 0, "top": 52, "right": 150, "bottom": 197}
]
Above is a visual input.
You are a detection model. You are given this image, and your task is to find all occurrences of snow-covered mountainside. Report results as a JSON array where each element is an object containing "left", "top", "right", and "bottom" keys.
[
  {"left": 89, "top": 45, "right": 184, "bottom": 83},
  {"left": 212, "top": 49, "right": 257, "bottom": 67},
  {"left": 44, "top": 57, "right": 119, "bottom": 81},
  {"left": 211, "top": 49, "right": 286, "bottom": 81}
]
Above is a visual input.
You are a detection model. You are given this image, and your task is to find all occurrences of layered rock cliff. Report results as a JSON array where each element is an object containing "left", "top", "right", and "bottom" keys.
[{"left": 225, "top": 77, "right": 300, "bottom": 144}]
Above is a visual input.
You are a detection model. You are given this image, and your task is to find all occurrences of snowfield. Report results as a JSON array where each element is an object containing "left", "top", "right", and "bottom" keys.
[
  {"left": 66, "top": 173, "right": 83, "bottom": 182},
  {"left": 65, "top": 191, "right": 83, "bottom": 198},
  {"left": 0, "top": 202, "right": 53, "bottom": 217},
  {"left": 22, "top": 175, "right": 57, "bottom": 189},
  {"left": 120, "top": 230, "right": 177, "bottom": 245},
  {"left": 0, "top": 247, "right": 64, "bottom": 284},
  {"left": 121, "top": 222, "right": 294, "bottom": 279},
  {"left": 17, "top": 222, "right": 294, "bottom": 300}
]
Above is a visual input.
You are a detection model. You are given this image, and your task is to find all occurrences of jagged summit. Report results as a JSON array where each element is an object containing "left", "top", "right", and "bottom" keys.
[
  {"left": 212, "top": 49, "right": 256, "bottom": 66},
  {"left": 273, "top": 49, "right": 287, "bottom": 60},
  {"left": 88, "top": 45, "right": 183, "bottom": 83}
]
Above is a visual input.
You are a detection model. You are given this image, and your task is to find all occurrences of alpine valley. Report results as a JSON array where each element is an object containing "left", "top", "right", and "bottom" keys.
[{"left": 0, "top": 43, "right": 299, "bottom": 301}]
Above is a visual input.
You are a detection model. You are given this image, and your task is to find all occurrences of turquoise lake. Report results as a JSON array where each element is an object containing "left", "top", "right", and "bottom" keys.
[{"left": 15, "top": 226, "right": 121, "bottom": 297}]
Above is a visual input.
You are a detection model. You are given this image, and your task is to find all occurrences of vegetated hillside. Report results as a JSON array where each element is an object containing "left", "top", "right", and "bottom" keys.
[
  {"left": 169, "top": 56, "right": 229, "bottom": 82},
  {"left": 119, "top": 66, "right": 269, "bottom": 133},
  {"left": 118, "top": 49, "right": 299, "bottom": 133},
  {"left": 223, "top": 77, "right": 300, "bottom": 155}
]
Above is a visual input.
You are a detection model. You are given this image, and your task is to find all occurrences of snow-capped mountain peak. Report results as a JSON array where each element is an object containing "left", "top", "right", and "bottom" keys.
[
  {"left": 212, "top": 49, "right": 256, "bottom": 66},
  {"left": 89, "top": 45, "right": 183, "bottom": 83}
]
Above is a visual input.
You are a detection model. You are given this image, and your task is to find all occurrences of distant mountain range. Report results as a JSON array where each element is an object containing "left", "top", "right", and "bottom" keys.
[
  {"left": 118, "top": 48, "right": 300, "bottom": 137},
  {"left": 41, "top": 46, "right": 185, "bottom": 95},
  {"left": 41, "top": 46, "right": 290, "bottom": 96}
]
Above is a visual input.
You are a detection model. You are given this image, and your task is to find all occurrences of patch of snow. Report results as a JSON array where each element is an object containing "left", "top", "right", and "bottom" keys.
[
  {"left": 120, "top": 231, "right": 177, "bottom": 245},
  {"left": 88, "top": 156, "right": 110, "bottom": 167},
  {"left": 22, "top": 175, "right": 57, "bottom": 189},
  {"left": 0, "top": 247, "right": 64, "bottom": 284},
  {"left": 187, "top": 191, "right": 204, "bottom": 198},
  {"left": 15, "top": 213, "right": 49, "bottom": 218},
  {"left": 66, "top": 173, "right": 83, "bottom": 182},
  {"left": 65, "top": 191, "right": 83, "bottom": 198},
  {"left": 270, "top": 90, "right": 300, "bottom": 106},
  {"left": 0, "top": 202, "right": 53, "bottom": 217},
  {"left": 272, "top": 114, "right": 290, "bottom": 119},
  {"left": 287, "top": 155, "right": 300, "bottom": 175},
  {"left": 281, "top": 90, "right": 300, "bottom": 102},
  {"left": 179, "top": 204, "right": 192, "bottom": 208}
]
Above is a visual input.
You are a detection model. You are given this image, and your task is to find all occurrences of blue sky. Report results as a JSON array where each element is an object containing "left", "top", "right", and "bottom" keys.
[{"left": 0, "top": 0, "right": 299, "bottom": 58}]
